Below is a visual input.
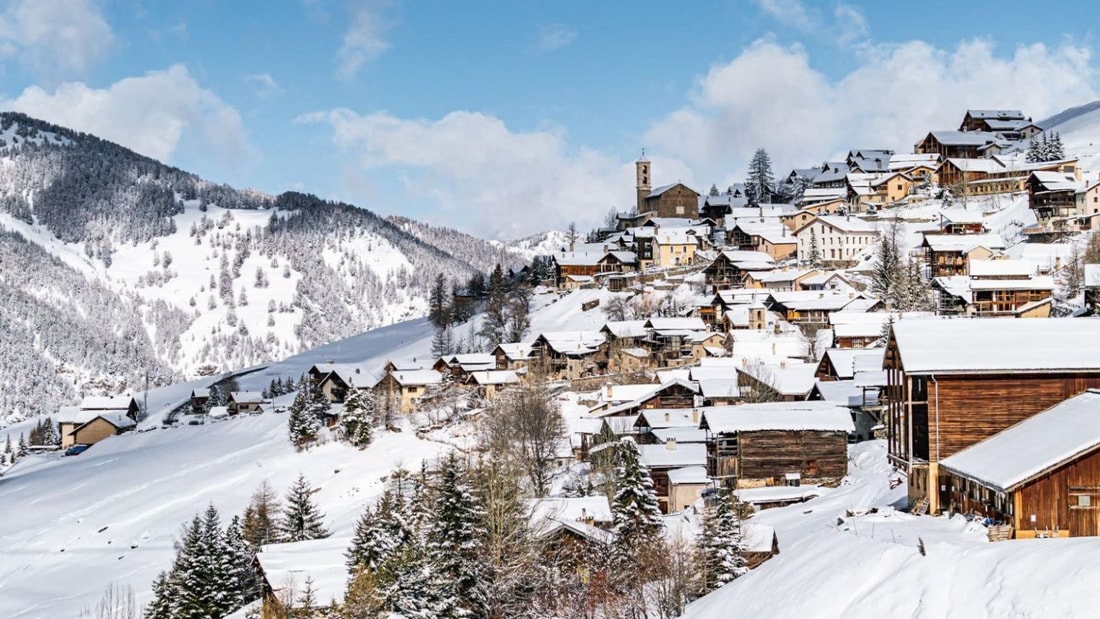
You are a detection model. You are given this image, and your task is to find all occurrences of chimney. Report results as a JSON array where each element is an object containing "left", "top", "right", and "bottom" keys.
[
  {"left": 691, "top": 409, "right": 699, "bottom": 424},
  {"left": 780, "top": 360, "right": 787, "bottom": 370},
  {"left": 666, "top": 437, "right": 677, "bottom": 451},
  {"left": 604, "top": 244, "right": 609, "bottom": 253},
  {"left": 849, "top": 292, "right": 855, "bottom": 299},
  {"left": 772, "top": 342, "right": 776, "bottom": 355},
  {"left": 664, "top": 411, "right": 670, "bottom": 422},
  {"left": 742, "top": 357, "right": 749, "bottom": 368}
]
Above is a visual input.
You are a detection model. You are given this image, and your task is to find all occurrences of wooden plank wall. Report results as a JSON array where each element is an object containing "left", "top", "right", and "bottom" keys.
[
  {"left": 1017, "top": 447, "right": 1100, "bottom": 537},
  {"left": 739, "top": 430, "right": 848, "bottom": 481}
]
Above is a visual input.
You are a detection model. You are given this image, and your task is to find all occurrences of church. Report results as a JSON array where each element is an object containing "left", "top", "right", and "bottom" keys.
[{"left": 635, "top": 154, "right": 700, "bottom": 219}]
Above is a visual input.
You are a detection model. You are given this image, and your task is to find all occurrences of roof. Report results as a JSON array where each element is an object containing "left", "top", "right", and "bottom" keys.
[
  {"left": 57, "top": 406, "right": 98, "bottom": 425},
  {"left": 644, "top": 317, "right": 707, "bottom": 331},
  {"left": 802, "top": 215, "right": 880, "bottom": 234},
  {"left": 257, "top": 537, "right": 351, "bottom": 606},
  {"left": 768, "top": 290, "right": 864, "bottom": 312},
  {"left": 537, "top": 331, "right": 605, "bottom": 355},
  {"left": 468, "top": 370, "right": 520, "bottom": 386},
  {"left": 390, "top": 369, "right": 443, "bottom": 386},
  {"left": 922, "top": 233, "right": 1006, "bottom": 252},
  {"left": 966, "top": 109, "right": 1025, "bottom": 120},
  {"left": 648, "top": 182, "right": 698, "bottom": 198},
  {"left": 651, "top": 427, "right": 709, "bottom": 444},
  {"left": 810, "top": 379, "right": 866, "bottom": 408},
  {"left": 927, "top": 130, "right": 1001, "bottom": 146},
  {"left": 70, "top": 412, "right": 136, "bottom": 435},
  {"left": 312, "top": 363, "right": 379, "bottom": 389},
  {"left": 638, "top": 443, "right": 707, "bottom": 468},
  {"left": 820, "top": 348, "right": 885, "bottom": 379},
  {"left": 700, "top": 401, "right": 855, "bottom": 434},
  {"left": 603, "top": 320, "right": 649, "bottom": 339},
  {"left": 190, "top": 388, "right": 210, "bottom": 398},
  {"left": 229, "top": 391, "right": 265, "bottom": 404},
  {"left": 79, "top": 395, "right": 136, "bottom": 410},
  {"left": 891, "top": 318, "right": 1100, "bottom": 374},
  {"left": 739, "top": 361, "right": 817, "bottom": 397},
  {"left": 940, "top": 390, "right": 1100, "bottom": 492},
  {"left": 667, "top": 465, "right": 709, "bottom": 485},
  {"left": 528, "top": 496, "right": 613, "bottom": 529},
  {"left": 494, "top": 342, "right": 533, "bottom": 359},
  {"left": 638, "top": 408, "right": 702, "bottom": 429},
  {"left": 1086, "top": 264, "right": 1100, "bottom": 288}
]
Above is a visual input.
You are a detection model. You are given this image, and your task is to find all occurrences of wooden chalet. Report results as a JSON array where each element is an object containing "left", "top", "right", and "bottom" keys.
[
  {"left": 492, "top": 342, "right": 534, "bottom": 371},
  {"left": 738, "top": 360, "right": 817, "bottom": 402},
  {"left": 595, "top": 379, "right": 701, "bottom": 418},
  {"left": 256, "top": 537, "right": 349, "bottom": 618},
  {"left": 700, "top": 402, "right": 854, "bottom": 489},
  {"left": 466, "top": 370, "right": 520, "bottom": 400},
  {"left": 958, "top": 109, "right": 1027, "bottom": 133},
  {"left": 529, "top": 331, "right": 607, "bottom": 380},
  {"left": 939, "top": 390, "right": 1100, "bottom": 538},
  {"left": 885, "top": 319, "right": 1100, "bottom": 515},
  {"left": 915, "top": 130, "right": 1001, "bottom": 159},
  {"left": 702, "top": 249, "right": 775, "bottom": 292},
  {"left": 639, "top": 440, "right": 708, "bottom": 513},
  {"left": 189, "top": 388, "right": 210, "bottom": 414},
  {"left": 373, "top": 369, "right": 443, "bottom": 414},
  {"left": 932, "top": 259, "right": 1052, "bottom": 317},
  {"left": 938, "top": 209, "right": 985, "bottom": 235},
  {"left": 642, "top": 317, "right": 709, "bottom": 367},
  {"left": 56, "top": 410, "right": 136, "bottom": 449},
  {"left": 766, "top": 290, "right": 862, "bottom": 325},
  {"left": 921, "top": 233, "right": 1005, "bottom": 278},
  {"left": 307, "top": 363, "right": 378, "bottom": 403},
  {"left": 553, "top": 249, "right": 637, "bottom": 289}
]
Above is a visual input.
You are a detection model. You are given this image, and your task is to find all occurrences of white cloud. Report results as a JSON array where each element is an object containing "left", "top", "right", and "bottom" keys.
[
  {"left": 537, "top": 23, "right": 577, "bottom": 52},
  {"left": 336, "top": 0, "right": 391, "bottom": 80},
  {"left": 644, "top": 38, "right": 1097, "bottom": 186},
  {"left": 753, "top": 0, "right": 816, "bottom": 32},
  {"left": 245, "top": 72, "right": 284, "bottom": 98},
  {"left": 3, "top": 65, "right": 252, "bottom": 165},
  {"left": 0, "top": 0, "right": 113, "bottom": 78},
  {"left": 834, "top": 4, "right": 869, "bottom": 47},
  {"left": 299, "top": 109, "right": 679, "bottom": 239}
]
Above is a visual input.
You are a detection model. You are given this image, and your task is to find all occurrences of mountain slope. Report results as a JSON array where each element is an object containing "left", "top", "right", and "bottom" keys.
[
  {"left": 1036, "top": 99, "right": 1100, "bottom": 173},
  {"left": 0, "top": 113, "right": 523, "bottom": 425}
]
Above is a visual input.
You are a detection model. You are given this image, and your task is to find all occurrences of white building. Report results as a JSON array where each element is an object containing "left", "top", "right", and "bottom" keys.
[{"left": 794, "top": 215, "right": 879, "bottom": 265}]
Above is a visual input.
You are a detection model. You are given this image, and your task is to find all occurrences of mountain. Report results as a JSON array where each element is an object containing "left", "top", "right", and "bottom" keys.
[
  {"left": 386, "top": 216, "right": 570, "bottom": 273},
  {"left": 1036, "top": 99, "right": 1100, "bottom": 173},
  {"left": 0, "top": 112, "right": 524, "bottom": 426}
]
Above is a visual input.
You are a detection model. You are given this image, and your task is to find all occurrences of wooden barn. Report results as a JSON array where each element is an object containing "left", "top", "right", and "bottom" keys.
[
  {"left": 700, "top": 402, "right": 854, "bottom": 489},
  {"left": 255, "top": 537, "right": 350, "bottom": 618},
  {"left": 885, "top": 318, "right": 1100, "bottom": 515},
  {"left": 939, "top": 390, "right": 1100, "bottom": 538}
]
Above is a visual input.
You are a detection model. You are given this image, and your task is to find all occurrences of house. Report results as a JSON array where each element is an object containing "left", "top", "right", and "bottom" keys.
[
  {"left": 958, "top": 109, "right": 1027, "bottom": 133},
  {"left": 884, "top": 318, "right": 1100, "bottom": 515},
  {"left": 793, "top": 215, "right": 879, "bottom": 266},
  {"left": 639, "top": 439, "right": 708, "bottom": 513},
  {"left": 492, "top": 342, "right": 534, "bottom": 371},
  {"left": 766, "top": 290, "right": 865, "bottom": 325},
  {"left": 727, "top": 219, "right": 797, "bottom": 260},
  {"left": 938, "top": 208, "right": 986, "bottom": 234},
  {"left": 374, "top": 369, "right": 444, "bottom": 414},
  {"left": 744, "top": 267, "right": 820, "bottom": 292},
  {"left": 810, "top": 162, "right": 851, "bottom": 189},
  {"left": 528, "top": 496, "right": 614, "bottom": 575},
  {"left": 702, "top": 249, "right": 775, "bottom": 291},
  {"left": 642, "top": 317, "right": 710, "bottom": 367},
  {"left": 815, "top": 348, "right": 885, "bottom": 381},
  {"left": 666, "top": 466, "right": 710, "bottom": 513},
  {"left": 433, "top": 353, "right": 496, "bottom": 380},
  {"left": 633, "top": 408, "right": 705, "bottom": 444},
  {"left": 553, "top": 249, "right": 637, "bottom": 288},
  {"left": 466, "top": 370, "right": 520, "bottom": 400},
  {"left": 79, "top": 395, "right": 140, "bottom": 417},
  {"left": 933, "top": 260, "right": 1053, "bottom": 318},
  {"left": 700, "top": 401, "right": 854, "bottom": 488},
  {"left": 256, "top": 537, "right": 350, "bottom": 618},
  {"left": 915, "top": 130, "right": 1003, "bottom": 159},
  {"left": 58, "top": 409, "right": 136, "bottom": 449},
  {"left": 228, "top": 391, "right": 266, "bottom": 415},
  {"left": 651, "top": 228, "right": 703, "bottom": 267},
  {"left": 529, "top": 331, "right": 607, "bottom": 380},
  {"left": 307, "top": 363, "right": 378, "bottom": 403},
  {"left": 847, "top": 149, "right": 895, "bottom": 174},
  {"left": 189, "top": 388, "right": 210, "bottom": 414},
  {"left": 1024, "top": 171, "right": 1100, "bottom": 239},
  {"left": 738, "top": 360, "right": 817, "bottom": 401},
  {"left": 889, "top": 153, "right": 941, "bottom": 183},
  {"left": 921, "top": 233, "right": 1006, "bottom": 278},
  {"left": 593, "top": 379, "right": 701, "bottom": 418},
  {"left": 939, "top": 390, "right": 1100, "bottom": 538}
]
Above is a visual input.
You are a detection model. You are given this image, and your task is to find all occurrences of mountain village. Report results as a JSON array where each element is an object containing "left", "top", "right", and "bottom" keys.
[{"left": 4, "top": 106, "right": 1100, "bottom": 618}]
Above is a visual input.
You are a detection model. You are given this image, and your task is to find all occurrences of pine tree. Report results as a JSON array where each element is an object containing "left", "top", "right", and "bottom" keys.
[
  {"left": 144, "top": 571, "right": 173, "bottom": 619},
  {"left": 871, "top": 218, "right": 902, "bottom": 308},
  {"left": 278, "top": 474, "right": 330, "bottom": 543},
  {"left": 17, "top": 433, "right": 28, "bottom": 458},
  {"left": 242, "top": 480, "right": 282, "bottom": 548},
  {"left": 746, "top": 148, "right": 775, "bottom": 207},
  {"left": 479, "top": 264, "right": 508, "bottom": 347},
  {"left": 42, "top": 418, "right": 58, "bottom": 446},
  {"left": 307, "top": 379, "right": 332, "bottom": 426},
  {"left": 3, "top": 434, "right": 10, "bottom": 455},
  {"left": 346, "top": 488, "right": 409, "bottom": 571},
  {"left": 610, "top": 439, "right": 664, "bottom": 561},
  {"left": 808, "top": 229, "right": 822, "bottom": 268},
  {"left": 376, "top": 538, "right": 449, "bottom": 618},
  {"left": 429, "top": 273, "right": 448, "bottom": 328},
  {"left": 225, "top": 515, "right": 260, "bottom": 607},
  {"left": 1051, "top": 132, "right": 1065, "bottom": 160},
  {"left": 698, "top": 490, "right": 747, "bottom": 593},
  {"left": 167, "top": 514, "right": 208, "bottom": 619},
  {"left": 287, "top": 385, "right": 319, "bottom": 449},
  {"left": 341, "top": 387, "right": 375, "bottom": 449},
  {"left": 427, "top": 454, "right": 487, "bottom": 618}
]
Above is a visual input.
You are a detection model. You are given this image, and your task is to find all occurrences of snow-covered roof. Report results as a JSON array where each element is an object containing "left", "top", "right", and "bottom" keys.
[
  {"left": 667, "top": 465, "right": 709, "bottom": 485},
  {"left": 922, "top": 233, "right": 1006, "bottom": 252},
  {"left": 638, "top": 408, "right": 702, "bottom": 429},
  {"left": 651, "top": 427, "right": 709, "bottom": 444},
  {"left": 190, "top": 388, "right": 210, "bottom": 398},
  {"left": 57, "top": 406, "right": 98, "bottom": 425},
  {"left": 739, "top": 361, "right": 817, "bottom": 397},
  {"left": 79, "top": 395, "right": 136, "bottom": 410},
  {"left": 312, "top": 363, "right": 379, "bottom": 389},
  {"left": 648, "top": 182, "right": 697, "bottom": 198},
  {"left": 71, "top": 412, "right": 136, "bottom": 434},
  {"left": 700, "top": 401, "right": 855, "bottom": 434},
  {"left": 750, "top": 268, "right": 819, "bottom": 284},
  {"left": 468, "top": 370, "right": 520, "bottom": 386},
  {"left": 810, "top": 380, "right": 865, "bottom": 408},
  {"left": 929, "top": 130, "right": 1001, "bottom": 146},
  {"left": 967, "top": 259, "right": 1036, "bottom": 278},
  {"left": 808, "top": 215, "right": 880, "bottom": 234},
  {"left": 940, "top": 390, "right": 1100, "bottom": 491},
  {"left": 891, "top": 318, "right": 1100, "bottom": 374},
  {"left": 966, "top": 109, "right": 1025, "bottom": 120},
  {"left": 967, "top": 277, "right": 1053, "bottom": 292},
  {"left": 768, "top": 290, "right": 862, "bottom": 312},
  {"left": 1086, "top": 264, "right": 1100, "bottom": 288},
  {"left": 257, "top": 537, "right": 351, "bottom": 606},
  {"left": 820, "top": 348, "right": 884, "bottom": 379},
  {"left": 638, "top": 442, "right": 707, "bottom": 468},
  {"left": 734, "top": 485, "right": 824, "bottom": 505},
  {"left": 494, "top": 342, "right": 533, "bottom": 360},
  {"left": 390, "top": 370, "right": 443, "bottom": 386},
  {"left": 939, "top": 208, "right": 985, "bottom": 225},
  {"left": 602, "top": 320, "right": 648, "bottom": 339},
  {"left": 644, "top": 317, "right": 707, "bottom": 331},
  {"left": 528, "top": 496, "right": 613, "bottom": 528},
  {"left": 229, "top": 391, "right": 265, "bottom": 404},
  {"left": 697, "top": 377, "right": 740, "bottom": 399},
  {"left": 717, "top": 249, "right": 776, "bottom": 265}
]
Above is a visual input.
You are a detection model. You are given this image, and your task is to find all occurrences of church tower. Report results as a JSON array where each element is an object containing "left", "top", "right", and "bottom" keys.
[{"left": 636, "top": 150, "right": 651, "bottom": 213}]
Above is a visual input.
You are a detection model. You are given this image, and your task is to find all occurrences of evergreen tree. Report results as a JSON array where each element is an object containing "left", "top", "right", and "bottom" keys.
[
  {"left": 1051, "top": 132, "right": 1065, "bottom": 160},
  {"left": 225, "top": 515, "right": 260, "bottom": 607},
  {"left": 709, "top": 183, "right": 720, "bottom": 197},
  {"left": 287, "top": 385, "right": 319, "bottom": 449},
  {"left": 698, "top": 490, "right": 747, "bottom": 593},
  {"left": 427, "top": 454, "right": 487, "bottom": 617},
  {"left": 144, "top": 571, "right": 173, "bottom": 619},
  {"left": 505, "top": 285, "right": 531, "bottom": 343},
  {"left": 376, "top": 538, "right": 449, "bottom": 618},
  {"left": 871, "top": 218, "right": 902, "bottom": 308},
  {"left": 479, "top": 264, "right": 508, "bottom": 347},
  {"left": 346, "top": 488, "right": 409, "bottom": 571},
  {"left": 808, "top": 229, "right": 822, "bottom": 268},
  {"left": 341, "top": 386, "right": 375, "bottom": 449},
  {"left": 17, "top": 433, "right": 28, "bottom": 458},
  {"left": 429, "top": 273, "right": 448, "bottom": 328},
  {"left": 278, "top": 474, "right": 330, "bottom": 543},
  {"left": 746, "top": 148, "right": 775, "bottom": 207},
  {"left": 610, "top": 439, "right": 664, "bottom": 561},
  {"left": 3, "top": 434, "right": 10, "bottom": 455},
  {"left": 306, "top": 379, "right": 332, "bottom": 428},
  {"left": 242, "top": 480, "right": 282, "bottom": 548},
  {"left": 43, "top": 418, "right": 58, "bottom": 446}
]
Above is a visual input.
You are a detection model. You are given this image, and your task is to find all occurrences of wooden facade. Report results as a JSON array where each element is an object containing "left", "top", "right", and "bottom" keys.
[
  {"left": 644, "top": 183, "right": 701, "bottom": 219},
  {"left": 885, "top": 339, "right": 1100, "bottom": 514},
  {"left": 709, "top": 429, "right": 848, "bottom": 488}
]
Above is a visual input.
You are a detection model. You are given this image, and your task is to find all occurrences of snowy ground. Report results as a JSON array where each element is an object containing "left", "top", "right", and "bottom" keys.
[{"left": 682, "top": 442, "right": 1100, "bottom": 619}]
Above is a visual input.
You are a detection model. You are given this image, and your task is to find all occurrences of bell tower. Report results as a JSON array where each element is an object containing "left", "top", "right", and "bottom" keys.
[{"left": 636, "top": 150, "right": 651, "bottom": 213}]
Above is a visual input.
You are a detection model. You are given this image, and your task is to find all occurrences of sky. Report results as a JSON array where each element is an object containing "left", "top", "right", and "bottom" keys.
[{"left": 1, "top": 0, "right": 1099, "bottom": 239}]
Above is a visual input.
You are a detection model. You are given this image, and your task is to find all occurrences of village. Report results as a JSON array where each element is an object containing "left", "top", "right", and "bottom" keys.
[{"left": 8, "top": 107, "right": 1100, "bottom": 617}]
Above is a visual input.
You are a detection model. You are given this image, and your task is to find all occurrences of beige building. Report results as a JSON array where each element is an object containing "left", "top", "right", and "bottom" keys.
[
  {"left": 794, "top": 215, "right": 879, "bottom": 265},
  {"left": 374, "top": 369, "right": 443, "bottom": 413},
  {"left": 652, "top": 228, "right": 702, "bottom": 267}
]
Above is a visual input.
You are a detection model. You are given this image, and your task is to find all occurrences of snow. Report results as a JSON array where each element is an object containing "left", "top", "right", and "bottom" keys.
[
  {"left": 734, "top": 485, "right": 824, "bottom": 505},
  {"left": 637, "top": 443, "right": 707, "bottom": 468},
  {"left": 940, "top": 390, "right": 1100, "bottom": 491},
  {"left": 891, "top": 317, "right": 1100, "bottom": 374},
  {"left": 701, "top": 401, "right": 855, "bottom": 434},
  {"left": 256, "top": 536, "right": 352, "bottom": 606},
  {"left": 666, "top": 465, "right": 709, "bottom": 485}
]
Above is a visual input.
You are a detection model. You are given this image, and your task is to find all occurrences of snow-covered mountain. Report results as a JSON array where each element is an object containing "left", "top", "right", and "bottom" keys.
[
  {"left": 1038, "top": 99, "right": 1100, "bottom": 173},
  {"left": 387, "top": 216, "right": 571, "bottom": 272},
  {"left": 0, "top": 113, "right": 528, "bottom": 425}
]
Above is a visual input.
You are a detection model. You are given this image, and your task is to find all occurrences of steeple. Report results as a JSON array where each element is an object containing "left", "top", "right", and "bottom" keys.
[{"left": 636, "top": 149, "right": 651, "bottom": 212}]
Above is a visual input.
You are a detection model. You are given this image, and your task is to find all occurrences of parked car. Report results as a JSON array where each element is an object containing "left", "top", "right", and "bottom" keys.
[{"left": 64, "top": 444, "right": 91, "bottom": 456}]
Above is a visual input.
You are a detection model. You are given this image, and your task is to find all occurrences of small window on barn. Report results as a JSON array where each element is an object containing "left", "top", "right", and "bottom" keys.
[{"left": 1079, "top": 495, "right": 1092, "bottom": 508}]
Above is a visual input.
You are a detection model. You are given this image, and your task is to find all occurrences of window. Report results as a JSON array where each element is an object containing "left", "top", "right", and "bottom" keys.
[{"left": 1069, "top": 487, "right": 1100, "bottom": 509}]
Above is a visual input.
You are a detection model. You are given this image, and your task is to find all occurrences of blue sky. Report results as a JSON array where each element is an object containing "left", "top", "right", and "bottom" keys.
[{"left": 2, "top": 0, "right": 1100, "bottom": 238}]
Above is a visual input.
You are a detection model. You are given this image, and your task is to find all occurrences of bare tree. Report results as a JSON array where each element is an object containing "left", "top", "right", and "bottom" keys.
[
  {"left": 739, "top": 364, "right": 782, "bottom": 403},
  {"left": 482, "top": 383, "right": 566, "bottom": 497},
  {"left": 79, "top": 583, "right": 137, "bottom": 619}
]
